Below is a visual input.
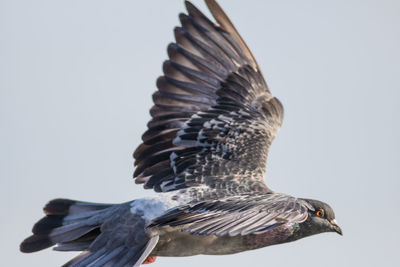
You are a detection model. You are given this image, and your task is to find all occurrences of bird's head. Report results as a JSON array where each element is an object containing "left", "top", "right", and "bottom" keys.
[{"left": 295, "top": 198, "right": 342, "bottom": 238}]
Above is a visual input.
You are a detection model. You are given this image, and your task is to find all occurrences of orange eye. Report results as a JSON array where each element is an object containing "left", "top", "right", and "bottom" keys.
[{"left": 316, "top": 209, "right": 324, "bottom": 217}]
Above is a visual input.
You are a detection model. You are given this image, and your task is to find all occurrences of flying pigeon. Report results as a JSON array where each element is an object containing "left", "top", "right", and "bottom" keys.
[{"left": 20, "top": 0, "right": 342, "bottom": 266}]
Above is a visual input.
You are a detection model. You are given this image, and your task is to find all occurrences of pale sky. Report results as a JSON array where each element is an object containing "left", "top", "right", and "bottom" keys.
[{"left": 1, "top": 0, "right": 399, "bottom": 266}]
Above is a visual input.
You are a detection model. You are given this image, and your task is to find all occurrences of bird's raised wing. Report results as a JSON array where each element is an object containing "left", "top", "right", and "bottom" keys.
[
  {"left": 150, "top": 194, "right": 312, "bottom": 237},
  {"left": 133, "top": 0, "right": 283, "bottom": 194}
]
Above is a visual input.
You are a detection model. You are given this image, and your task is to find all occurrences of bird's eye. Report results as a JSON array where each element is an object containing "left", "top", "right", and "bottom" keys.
[{"left": 316, "top": 209, "right": 324, "bottom": 217}]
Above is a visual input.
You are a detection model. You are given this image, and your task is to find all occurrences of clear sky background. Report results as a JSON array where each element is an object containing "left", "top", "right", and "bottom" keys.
[{"left": 1, "top": 0, "right": 399, "bottom": 266}]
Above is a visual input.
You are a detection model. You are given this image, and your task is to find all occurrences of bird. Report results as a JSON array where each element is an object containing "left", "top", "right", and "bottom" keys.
[{"left": 20, "top": 0, "right": 342, "bottom": 266}]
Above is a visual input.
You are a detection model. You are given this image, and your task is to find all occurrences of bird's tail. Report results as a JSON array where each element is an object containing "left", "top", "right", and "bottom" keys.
[
  {"left": 20, "top": 198, "right": 159, "bottom": 267},
  {"left": 20, "top": 198, "right": 113, "bottom": 253}
]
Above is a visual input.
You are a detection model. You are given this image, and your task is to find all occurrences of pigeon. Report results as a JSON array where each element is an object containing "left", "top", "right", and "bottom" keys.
[{"left": 20, "top": 0, "right": 342, "bottom": 266}]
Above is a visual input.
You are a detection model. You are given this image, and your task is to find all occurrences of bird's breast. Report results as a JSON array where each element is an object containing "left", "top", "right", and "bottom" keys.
[{"left": 151, "top": 223, "right": 295, "bottom": 256}]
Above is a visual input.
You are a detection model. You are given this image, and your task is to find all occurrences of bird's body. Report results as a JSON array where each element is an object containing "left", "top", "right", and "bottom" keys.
[
  {"left": 20, "top": 0, "right": 342, "bottom": 266},
  {"left": 153, "top": 221, "right": 295, "bottom": 257},
  {"left": 128, "top": 191, "right": 306, "bottom": 257},
  {"left": 149, "top": 197, "right": 311, "bottom": 257}
]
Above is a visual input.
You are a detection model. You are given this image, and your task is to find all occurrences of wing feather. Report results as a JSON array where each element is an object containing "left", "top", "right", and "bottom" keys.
[
  {"left": 150, "top": 194, "right": 311, "bottom": 237},
  {"left": 133, "top": 0, "right": 284, "bottom": 195}
]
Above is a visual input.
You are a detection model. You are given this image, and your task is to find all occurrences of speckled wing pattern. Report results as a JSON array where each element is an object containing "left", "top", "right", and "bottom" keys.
[
  {"left": 150, "top": 193, "right": 312, "bottom": 236},
  {"left": 133, "top": 1, "right": 284, "bottom": 195}
]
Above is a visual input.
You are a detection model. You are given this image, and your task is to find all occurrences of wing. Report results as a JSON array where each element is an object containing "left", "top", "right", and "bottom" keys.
[
  {"left": 150, "top": 194, "right": 312, "bottom": 237},
  {"left": 133, "top": 0, "right": 284, "bottom": 194}
]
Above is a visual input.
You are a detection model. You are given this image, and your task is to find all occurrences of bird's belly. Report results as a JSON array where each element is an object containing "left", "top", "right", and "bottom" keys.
[{"left": 151, "top": 224, "right": 293, "bottom": 257}]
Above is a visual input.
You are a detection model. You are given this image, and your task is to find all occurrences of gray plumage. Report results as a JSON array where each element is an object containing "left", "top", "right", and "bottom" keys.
[
  {"left": 20, "top": 0, "right": 342, "bottom": 266},
  {"left": 133, "top": 1, "right": 283, "bottom": 195},
  {"left": 150, "top": 194, "right": 311, "bottom": 236}
]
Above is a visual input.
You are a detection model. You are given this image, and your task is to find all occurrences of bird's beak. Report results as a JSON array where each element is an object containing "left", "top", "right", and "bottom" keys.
[{"left": 329, "top": 219, "right": 343, "bottom": 235}]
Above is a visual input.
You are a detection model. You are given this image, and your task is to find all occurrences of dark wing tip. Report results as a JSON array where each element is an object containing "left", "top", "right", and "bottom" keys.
[
  {"left": 204, "top": 0, "right": 261, "bottom": 72},
  {"left": 184, "top": 1, "right": 197, "bottom": 13}
]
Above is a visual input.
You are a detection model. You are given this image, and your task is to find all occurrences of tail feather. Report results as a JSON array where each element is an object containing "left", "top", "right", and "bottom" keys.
[
  {"left": 54, "top": 228, "right": 101, "bottom": 251},
  {"left": 54, "top": 241, "right": 92, "bottom": 252},
  {"left": 19, "top": 234, "right": 54, "bottom": 253},
  {"left": 49, "top": 224, "right": 97, "bottom": 243},
  {"left": 21, "top": 198, "right": 160, "bottom": 267},
  {"left": 20, "top": 198, "right": 113, "bottom": 253},
  {"left": 32, "top": 214, "right": 64, "bottom": 235},
  {"left": 44, "top": 198, "right": 111, "bottom": 215}
]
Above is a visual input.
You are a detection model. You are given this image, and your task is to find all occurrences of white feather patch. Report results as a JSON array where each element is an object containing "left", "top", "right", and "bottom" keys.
[{"left": 130, "top": 192, "right": 190, "bottom": 222}]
